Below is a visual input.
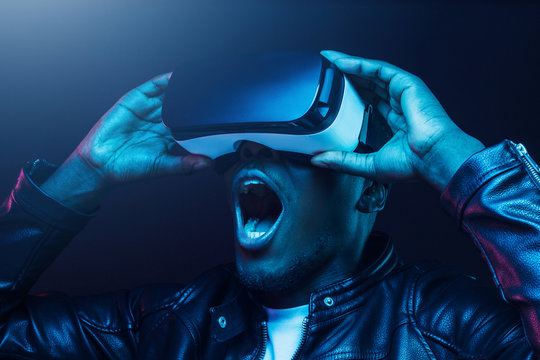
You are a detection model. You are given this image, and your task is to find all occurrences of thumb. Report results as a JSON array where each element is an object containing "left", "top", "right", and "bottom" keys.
[
  {"left": 320, "top": 50, "right": 351, "bottom": 63},
  {"left": 157, "top": 154, "right": 213, "bottom": 176},
  {"left": 311, "top": 151, "right": 376, "bottom": 178}
]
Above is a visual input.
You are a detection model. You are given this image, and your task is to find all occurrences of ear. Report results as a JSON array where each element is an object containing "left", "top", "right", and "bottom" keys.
[{"left": 356, "top": 180, "right": 389, "bottom": 213}]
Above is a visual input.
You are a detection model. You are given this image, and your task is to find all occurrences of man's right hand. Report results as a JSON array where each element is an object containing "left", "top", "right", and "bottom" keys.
[{"left": 40, "top": 73, "right": 212, "bottom": 212}]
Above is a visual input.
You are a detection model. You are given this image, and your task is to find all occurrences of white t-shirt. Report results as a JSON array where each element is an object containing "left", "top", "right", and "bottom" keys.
[{"left": 263, "top": 304, "right": 309, "bottom": 360}]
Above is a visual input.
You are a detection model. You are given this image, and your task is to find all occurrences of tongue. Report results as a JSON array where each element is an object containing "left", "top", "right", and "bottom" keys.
[
  {"left": 244, "top": 217, "right": 274, "bottom": 237},
  {"left": 255, "top": 218, "right": 274, "bottom": 232}
]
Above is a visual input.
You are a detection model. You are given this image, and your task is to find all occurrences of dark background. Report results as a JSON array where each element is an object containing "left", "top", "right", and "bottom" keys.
[{"left": 0, "top": 0, "right": 538, "bottom": 295}]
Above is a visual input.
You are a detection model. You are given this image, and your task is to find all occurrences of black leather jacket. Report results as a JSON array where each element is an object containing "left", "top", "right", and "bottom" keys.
[{"left": 0, "top": 140, "right": 539, "bottom": 359}]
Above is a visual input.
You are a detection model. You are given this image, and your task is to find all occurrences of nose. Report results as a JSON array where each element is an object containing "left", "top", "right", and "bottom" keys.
[{"left": 238, "top": 141, "right": 279, "bottom": 162}]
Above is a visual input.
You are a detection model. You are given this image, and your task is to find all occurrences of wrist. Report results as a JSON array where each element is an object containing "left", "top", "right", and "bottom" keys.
[
  {"left": 40, "top": 153, "right": 110, "bottom": 213},
  {"left": 422, "top": 130, "right": 486, "bottom": 192}
]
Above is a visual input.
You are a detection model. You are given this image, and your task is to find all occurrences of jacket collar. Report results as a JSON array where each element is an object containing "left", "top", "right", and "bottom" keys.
[
  {"left": 209, "top": 231, "right": 399, "bottom": 341},
  {"left": 307, "top": 231, "right": 399, "bottom": 325}
]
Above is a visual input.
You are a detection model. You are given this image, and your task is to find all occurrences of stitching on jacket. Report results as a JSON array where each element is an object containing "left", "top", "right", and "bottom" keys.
[
  {"left": 472, "top": 160, "right": 520, "bottom": 189},
  {"left": 150, "top": 308, "right": 173, "bottom": 333},
  {"left": 514, "top": 313, "right": 537, "bottom": 357},
  {"left": 420, "top": 328, "right": 459, "bottom": 353},
  {"left": 412, "top": 321, "right": 437, "bottom": 359},
  {"left": 146, "top": 286, "right": 194, "bottom": 333},
  {"left": 9, "top": 184, "right": 65, "bottom": 292},
  {"left": 408, "top": 269, "right": 441, "bottom": 360},
  {"left": 142, "top": 309, "right": 199, "bottom": 358},
  {"left": 143, "top": 287, "right": 191, "bottom": 315},
  {"left": 14, "top": 188, "right": 80, "bottom": 233},
  {"left": 408, "top": 268, "right": 423, "bottom": 319},
  {"left": 79, "top": 316, "right": 138, "bottom": 334},
  {"left": 78, "top": 287, "right": 192, "bottom": 333},
  {"left": 409, "top": 268, "right": 456, "bottom": 358},
  {"left": 171, "top": 311, "right": 201, "bottom": 359},
  {"left": 312, "top": 351, "right": 388, "bottom": 359},
  {"left": 0, "top": 351, "right": 51, "bottom": 360},
  {"left": 78, "top": 286, "right": 196, "bottom": 348},
  {"left": 462, "top": 222, "right": 504, "bottom": 300},
  {"left": 420, "top": 329, "right": 489, "bottom": 360},
  {"left": 11, "top": 225, "right": 55, "bottom": 292},
  {"left": 410, "top": 268, "right": 492, "bottom": 360},
  {"left": 309, "top": 302, "right": 367, "bottom": 328},
  {"left": 172, "top": 286, "right": 195, "bottom": 308},
  {"left": 456, "top": 162, "right": 520, "bottom": 227},
  {"left": 311, "top": 320, "right": 424, "bottom": 360},
  {"left": 146, "top": 286, "right": 195, "bottom": 333}
]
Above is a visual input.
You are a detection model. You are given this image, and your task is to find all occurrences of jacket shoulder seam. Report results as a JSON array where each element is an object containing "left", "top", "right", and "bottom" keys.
[
  {"left": 79, "top": 315, "right": 138, "bottom": 334},
  {"left": 171, "top": 311, "right": 201, "bottom": 356},
  {"left": 409, "top": 266, "right": 491, "bottom": 359},
  {"left": 78, "top": 287, "right": 192, "bottom": 333},
  {"left": 418, "top": 325, "right": 488, "bottom": 359},
  {"left": 146, "top": 286, "right": 196, "bottom": 334},
  {"left": 409, "top": 265, "right": 477, "bottom": 358}
]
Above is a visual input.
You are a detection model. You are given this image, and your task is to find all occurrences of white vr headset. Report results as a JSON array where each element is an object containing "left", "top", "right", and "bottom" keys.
[{"left": 162, "top": 51, "right": 371, "bottom": 171}]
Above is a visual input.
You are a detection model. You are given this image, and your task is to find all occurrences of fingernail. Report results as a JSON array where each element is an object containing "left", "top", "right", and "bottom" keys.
[
  {"left": 194, "top": 160, "right": 211, "bottom": 170},
  {"left": 310, "top": 157, "right": 330, "bottom": 168}
]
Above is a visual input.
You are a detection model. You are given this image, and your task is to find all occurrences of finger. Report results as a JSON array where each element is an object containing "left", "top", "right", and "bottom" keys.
[
  {"left": 330, "top": 55, "right": 449, "bottom": 128},
  {"left": 146, "top": 105, "right": 165, "bottom": 123},
  {"left": 330, "top": 55, "right": 409, "bottom": 85},
  {"left": 157, "top": 154, "right": 213, "bottom": 176},
  {"left": 115, "top": 95, "right": 164, "bottom": 121},
  {"left": 331, "top": 56, "right": 422, "bottom": 108},
  {"left": 311, "top": 151, "right": 376, "bottom": 178},
  {"left": 322, "top": 51, "right": 390, "bottom": 91},
  {"left": 350, "top": 77, "right": 390, "bottom": 102},
  {"left": 136, "top": 72, "right": 172, "bottom": 98},
  {"left": 376, "top": 101, "right": 406, "bottom": 134},
  {"left": 323, "top": 52, "right": 426, "bottom": 108},
  {"left": 320, "top": 50, "right": 351, "bottom": 63},
  {"left": 323, "top": 51, "right": 397, "bottom": 106}
]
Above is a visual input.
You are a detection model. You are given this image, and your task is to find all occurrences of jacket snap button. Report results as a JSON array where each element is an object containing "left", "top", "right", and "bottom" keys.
[
  {"left": 324, "top": 297, "right": 334, "bottom": 307},
  {"left": 218, "top": 316, "right": 227, "bottom": 329}
]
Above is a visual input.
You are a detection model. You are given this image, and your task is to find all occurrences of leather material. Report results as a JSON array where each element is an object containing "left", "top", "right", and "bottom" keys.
[{"left": 0, "top": 140, "right": 538, "bottom": 359}]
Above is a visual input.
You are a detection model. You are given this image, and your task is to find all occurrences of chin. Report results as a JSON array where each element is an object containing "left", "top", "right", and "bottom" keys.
[
  {"left": 235, "top": 234, "right": 330, "bottom": 293},
  {"left": 235, "top": 259, "right": 302, "bottom": 293}
]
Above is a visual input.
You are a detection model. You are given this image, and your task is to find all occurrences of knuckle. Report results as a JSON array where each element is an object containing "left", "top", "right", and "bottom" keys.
[
  {"left": 342, "top": 152, "right": 360, "bottom": 171},
  {"left": 341, "top": 151, "right": 351, "bottom": 169}
]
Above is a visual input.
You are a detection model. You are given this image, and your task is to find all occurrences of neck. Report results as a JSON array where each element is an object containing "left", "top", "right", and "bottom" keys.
[
  {"left": 255, "top": 253, "right": 367, "bottom": 309},
  {"left": 249, "top": 222, "right": 374, "bottom": 309}
]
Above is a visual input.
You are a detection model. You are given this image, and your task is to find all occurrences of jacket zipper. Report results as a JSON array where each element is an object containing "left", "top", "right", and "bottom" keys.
[
  {"left": 290, "top": 317, "right": 309, "bottom": 360},
  {"left": 515, "top": 143, "right": 540, "bottom": 188},
  {"left": 255, "top": 321, "right": 268, "bottom": 360}
]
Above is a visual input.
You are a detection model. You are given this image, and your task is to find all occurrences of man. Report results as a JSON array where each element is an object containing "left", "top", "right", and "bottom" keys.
[{"left": 0, "top": 50, "right": 538, "bottom": 359}]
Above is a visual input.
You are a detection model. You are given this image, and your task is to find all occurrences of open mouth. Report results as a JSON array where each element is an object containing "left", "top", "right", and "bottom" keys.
[{"left": 233, "top": 170, "right": 284, "bottom": 251}]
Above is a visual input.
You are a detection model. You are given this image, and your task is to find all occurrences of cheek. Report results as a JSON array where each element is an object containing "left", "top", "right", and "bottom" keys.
[
  {"left": 287, "top": 176, "right": 357, "bottom": 241},
  {"left": 291, "top": 176, "right": 340, "bottom": 223}
]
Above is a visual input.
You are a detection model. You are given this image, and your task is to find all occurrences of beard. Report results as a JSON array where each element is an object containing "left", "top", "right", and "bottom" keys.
[{"left": 235, "top": 235, "right": 330, "bottom": 293}]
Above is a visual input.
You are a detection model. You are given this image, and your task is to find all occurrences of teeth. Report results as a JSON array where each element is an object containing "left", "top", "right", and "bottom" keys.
[
  {"left": 244, "top": 217, "right": 260, "bottom": 233},
  {"left": 239, "top": 179, "right": 266, "bottom": 195},
  {"left": 243, "top": 179, "right": 264, "bottom": 186},
  {"left": 246, "top": 231, "right": 265, "bottom": 239},
  {"left": 244, "top": 218, "right": 265, "bottom": 238}
]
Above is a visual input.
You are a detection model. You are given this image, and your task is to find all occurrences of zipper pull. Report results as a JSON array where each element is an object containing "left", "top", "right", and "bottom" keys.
[
  {"left": 514, "top": 142, "right": 540, "bottom": 187},
  {"left": 516, "top": 143, "right": 529, "bottom": 156}
]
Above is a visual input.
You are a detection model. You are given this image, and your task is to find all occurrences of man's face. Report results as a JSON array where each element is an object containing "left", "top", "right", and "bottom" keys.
[{"left": 224, "top": 141, "right": 364, "bottom": 293}]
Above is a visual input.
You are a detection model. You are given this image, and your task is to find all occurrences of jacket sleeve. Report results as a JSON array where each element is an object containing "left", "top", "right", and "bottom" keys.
[
  {"left": 439, "top": 139, "right": 540, "bottom": 356},
  {"left": 0, "top": 159, "right": 149, "bottom": 359}
]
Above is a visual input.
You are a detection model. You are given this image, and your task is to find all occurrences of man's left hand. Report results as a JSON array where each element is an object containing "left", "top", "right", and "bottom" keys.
[{"left": 311, "top": 50, "right": 485, "bottom": 192}]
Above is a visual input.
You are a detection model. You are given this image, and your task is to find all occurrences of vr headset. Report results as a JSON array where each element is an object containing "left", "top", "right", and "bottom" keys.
[{"left": 162, "top": 51, "right": 371, "bottom": 172}]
